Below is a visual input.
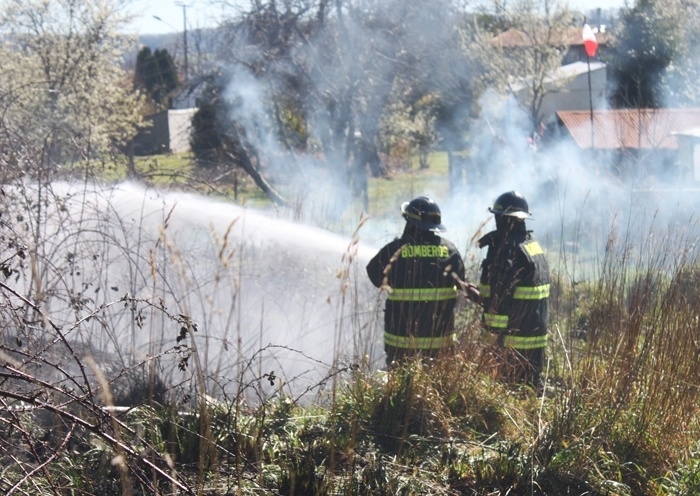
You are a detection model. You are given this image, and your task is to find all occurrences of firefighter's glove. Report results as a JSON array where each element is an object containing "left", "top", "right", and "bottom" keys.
[{"left": 459, "top": 281, "right": 481, "bottom": 303}]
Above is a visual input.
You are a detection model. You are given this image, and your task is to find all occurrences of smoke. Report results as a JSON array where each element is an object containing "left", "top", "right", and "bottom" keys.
[
  {"left": 208, "top": 2, "right": 700, "bottom": 244},
  {"left": 223, "top": 67, "right": 281, "bottom": 156},
  {"left": 214, "top": 0, "right": 470, "bottom": 232},
  {"left": 442, "top": 89, "right": 700, "bottom": 279},
  {"left": 172, "top": 1, "right": 700, "bottom": 392},
  {"left": 4, "top": 181, "right": 383, "bottom": 403}
]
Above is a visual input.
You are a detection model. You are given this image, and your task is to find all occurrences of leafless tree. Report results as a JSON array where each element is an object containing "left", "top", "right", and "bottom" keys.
[
  {"left": 473, "top": 0, "right": 573, "bottom": 131},
  {"left": 199, "top": 0, "right": 478, "bottom": 208}
]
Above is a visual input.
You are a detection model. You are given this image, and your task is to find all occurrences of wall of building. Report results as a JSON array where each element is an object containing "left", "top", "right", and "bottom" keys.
[
  {"left": 536, "top": 62, "right": 607, "bottom": 125},
  {"left": 133, "top": 108, "right": 197, "bottom": 156},
  {"left": 676, "top": 133, "right": 700, "bottom": 182},
  {"left": 166, "top": 108, "right": 197, "bottom": 153}
]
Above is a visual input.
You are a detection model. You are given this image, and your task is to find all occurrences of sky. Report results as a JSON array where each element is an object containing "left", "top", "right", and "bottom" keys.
[
  {"left": 126, "top": 0, "right": 234, "bottom": 35},
  {"left": 126, "top": 0, "right": 629, "bottom": 36},
  {"left": 567, "top": 0, "right": 629, "bottom": 11}
]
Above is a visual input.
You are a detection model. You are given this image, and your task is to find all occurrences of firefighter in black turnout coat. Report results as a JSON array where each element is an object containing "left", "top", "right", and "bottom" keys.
[
  {"left": 367, "top": 196, "right": 465, "bottom": 367},
  {"left": 462, "top": 191, "right": 550, "bottom": 390}
]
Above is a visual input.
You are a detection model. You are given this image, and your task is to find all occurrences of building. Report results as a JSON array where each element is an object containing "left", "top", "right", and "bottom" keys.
[
  {"left": 556, "top": 108, "right": 700, "bottom": 185},
  {"left": 676, "top": 128, "right": 700, "bottom": 182},
  {"left": 133, "top": 108, "right": 197, "bottom": 156},
  {"left": 490, "top": 25, "right": 613, "bottom": 65},
  {"left": 491, "top": 25, "right": 611, "bottom": 126},
  {"left": 515, "top": 61, "right": 607, "bottom": 126}
]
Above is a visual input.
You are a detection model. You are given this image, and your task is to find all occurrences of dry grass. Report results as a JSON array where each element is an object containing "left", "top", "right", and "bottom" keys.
[{"left": 0, "top": 176, "right": 700, "bottom": 494}]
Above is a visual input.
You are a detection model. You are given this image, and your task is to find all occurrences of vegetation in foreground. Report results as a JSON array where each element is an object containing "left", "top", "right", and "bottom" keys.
[
  {"left": 1, "top": 165, "right": 700, "bottom": 495},
  {"left": 3, "top": 0, "right": 700, "bottom": 491}
]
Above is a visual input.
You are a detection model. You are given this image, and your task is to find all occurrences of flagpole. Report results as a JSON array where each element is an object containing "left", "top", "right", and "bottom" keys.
[
  {"left": 582, "top": 21, "right": 598, "bottom": 150},
  {"left": 587, "top": 53, "right": 594, "bottom": 149}
]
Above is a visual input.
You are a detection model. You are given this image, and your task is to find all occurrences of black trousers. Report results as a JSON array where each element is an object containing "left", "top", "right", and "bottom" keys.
[
  {"left": 385, "top": 344, "right": 453, "bottom": 368},
  {"left": 492, "top": 346, "right": 545, "bottom": 390}
]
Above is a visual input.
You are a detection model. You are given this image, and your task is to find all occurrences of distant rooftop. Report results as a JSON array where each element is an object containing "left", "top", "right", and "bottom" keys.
[
  {"left": 491, "top": 26, "right": 614, "bottom": 48},
  {"left": 557, "top": 108, "right": 700, "bottom": 149}
]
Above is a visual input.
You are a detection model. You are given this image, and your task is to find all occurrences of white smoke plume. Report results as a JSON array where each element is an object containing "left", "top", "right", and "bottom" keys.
[
  {"left": 211, "top": 2, "right": 700, "bottom": 274},
  {"left": 2, "top": 181, "right": 383, "bottom": 403}
]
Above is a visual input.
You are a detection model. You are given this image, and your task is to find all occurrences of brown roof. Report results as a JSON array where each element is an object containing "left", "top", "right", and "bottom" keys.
[
  {"left": 557, "top": 108, "right": 700, "bottom": 149},
  {"left": 491, "top": 26, "right": 613, "bottom": 48}
]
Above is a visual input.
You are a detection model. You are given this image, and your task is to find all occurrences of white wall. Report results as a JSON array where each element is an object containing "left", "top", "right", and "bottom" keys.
[
  {"left": 167, "top": 108, "right": 197, "bottom": 153},
  {"left": 515, "top": 61, "right": 607, "bottom": 125}
]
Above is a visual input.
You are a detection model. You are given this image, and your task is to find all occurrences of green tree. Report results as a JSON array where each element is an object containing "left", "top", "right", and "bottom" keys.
[
  {"left": 190, "top": 92, "right": 222, "bottom": 165},
  {"left": 134, "top": 47, "right": 180, "bottom": 112},
  {"left": 608, "top": 0, "right": 682, "bottom": 108},
  {"left": 657, "top": 0, "right": 700, "bottom": 106}
]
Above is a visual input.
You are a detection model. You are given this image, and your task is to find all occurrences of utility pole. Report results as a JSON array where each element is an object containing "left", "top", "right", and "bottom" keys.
[
  {"left": 175, "top": 2, "right": 189, "bottom": 81},
  {"left": 153, "top": 6, "right": 189, "bottom": 82}
]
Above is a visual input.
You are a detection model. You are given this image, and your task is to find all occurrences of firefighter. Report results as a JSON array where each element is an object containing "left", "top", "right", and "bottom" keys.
[
  {"left": 462, "top": 191, "right": 550, "bottom": 391},
  {"left": 367, "top": 196, "right": 465, "bottom": 368}
]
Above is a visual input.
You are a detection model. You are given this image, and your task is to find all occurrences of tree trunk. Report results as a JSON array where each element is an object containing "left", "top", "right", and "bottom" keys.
[{"left": 225, "top": 128, "right": 288, "bottom": 208}]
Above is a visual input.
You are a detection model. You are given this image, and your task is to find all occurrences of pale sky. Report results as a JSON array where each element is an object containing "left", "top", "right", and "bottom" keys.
[
  {"left": 125, "top": 0, "right": 231, "bottom": 35},
  {"left": 126, "top": 0, "right": 629, "bottom": 36},
  {"left": 567, "top": 0, "right": 629, "bottom": 12}
]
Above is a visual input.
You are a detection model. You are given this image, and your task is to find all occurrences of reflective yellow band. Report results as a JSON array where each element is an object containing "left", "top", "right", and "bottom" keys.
[
  {"left": 513, "top": 284, "right": 550, "bottom": 300},
  {"left": 387, "top": 287, "right": 458, "bottom": 301},
  {"left": 503, "top": 334, "right": 547, "bottom": 349},
  {"left": 384, "top": 332, "right": 457, "bottom": 349},
  {"left": 523, "top": 241, "right": 544, "bottom": 256},
  {"left": 484, "top": 313, "right": 508, "bottom": 328},
  {"left": 480, "top": 284, "right": 491, "bottom": 298}
]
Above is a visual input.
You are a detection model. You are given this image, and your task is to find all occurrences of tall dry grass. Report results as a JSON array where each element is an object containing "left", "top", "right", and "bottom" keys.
[
  {"left": 0, "top": 179, "right": 381, "bottom": 493},
  {"left": 2, "top": 178, "right": 700, "bottom": 494}
]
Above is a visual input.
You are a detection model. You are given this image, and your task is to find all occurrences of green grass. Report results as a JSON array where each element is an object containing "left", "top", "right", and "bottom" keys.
[
  {"left": 67, "top": 151, "right": 196, "bottom": 183},
  {"left": 367, "top": 152, "right": 452, "bottom": 220},
  {"left": 119, "top": 149, "right": 453, "bottom": 206},
  {"left": 115, "top": 149, "right": 459, "bottom": 237},
  {"left": 133, "top": 152, "right": 196, "bottom": 180}
]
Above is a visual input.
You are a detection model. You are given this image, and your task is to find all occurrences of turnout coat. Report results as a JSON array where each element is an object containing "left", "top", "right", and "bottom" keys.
[
  {"left": 478, "top": 228, "right": 550, "bottom": 382},
  {"left": 367, "top": 229, "right": 465, "bottom": 363}
]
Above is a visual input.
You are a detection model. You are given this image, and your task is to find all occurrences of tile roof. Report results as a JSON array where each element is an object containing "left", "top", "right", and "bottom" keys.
[
  {"left": 490, "top": 26, "right": 613, "bottom": 48},
  {"left": 556, "top": 108, "right": 700, "bottom": 149}
]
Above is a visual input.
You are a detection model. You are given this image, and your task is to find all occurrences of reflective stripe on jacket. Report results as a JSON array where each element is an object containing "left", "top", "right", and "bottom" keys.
[
  {"left": 503, "top": 334, "right": 548, "bottom": 349},
  {"left": 387, "top": 286, "right": 458, "bottom": 301},
  {"left": 480, "top": 283, "right": 550, "bottom": 300},
  {"left": 366, "top": 231, "right": 465, "bottom": 351},
  {"left": 478, "top": 232, "right": 549, "bottom": 350}
]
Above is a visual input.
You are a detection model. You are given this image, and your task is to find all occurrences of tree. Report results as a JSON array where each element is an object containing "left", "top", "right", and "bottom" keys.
[
  {"left": 0, "top": 0, "right": 146, "bottom": 177},
  {"left": 653, "top": 0, "right": 700, "bottom": 107},
  {"left": 0, "top": 0, "right": 148, "bottom": 332},
  {"left": 134, "top": 47, "right": 180, "bottom": 113},
  {"left": 473, "top": 0, "right": 573, "bottom": 131},
  {"left": 607, "top": 0, "right": 682, "bottom": 108},
  {"left": 193, "top": 0, "right": 478, "bottom": 211},
  {"left": 190, "top": 74, "right": 289, "bottom": 207}
]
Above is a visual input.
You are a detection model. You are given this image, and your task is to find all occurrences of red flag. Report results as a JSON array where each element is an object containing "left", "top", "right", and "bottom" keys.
[{"left": 582, "top": 23, "right": 598, "bottom": 57}]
